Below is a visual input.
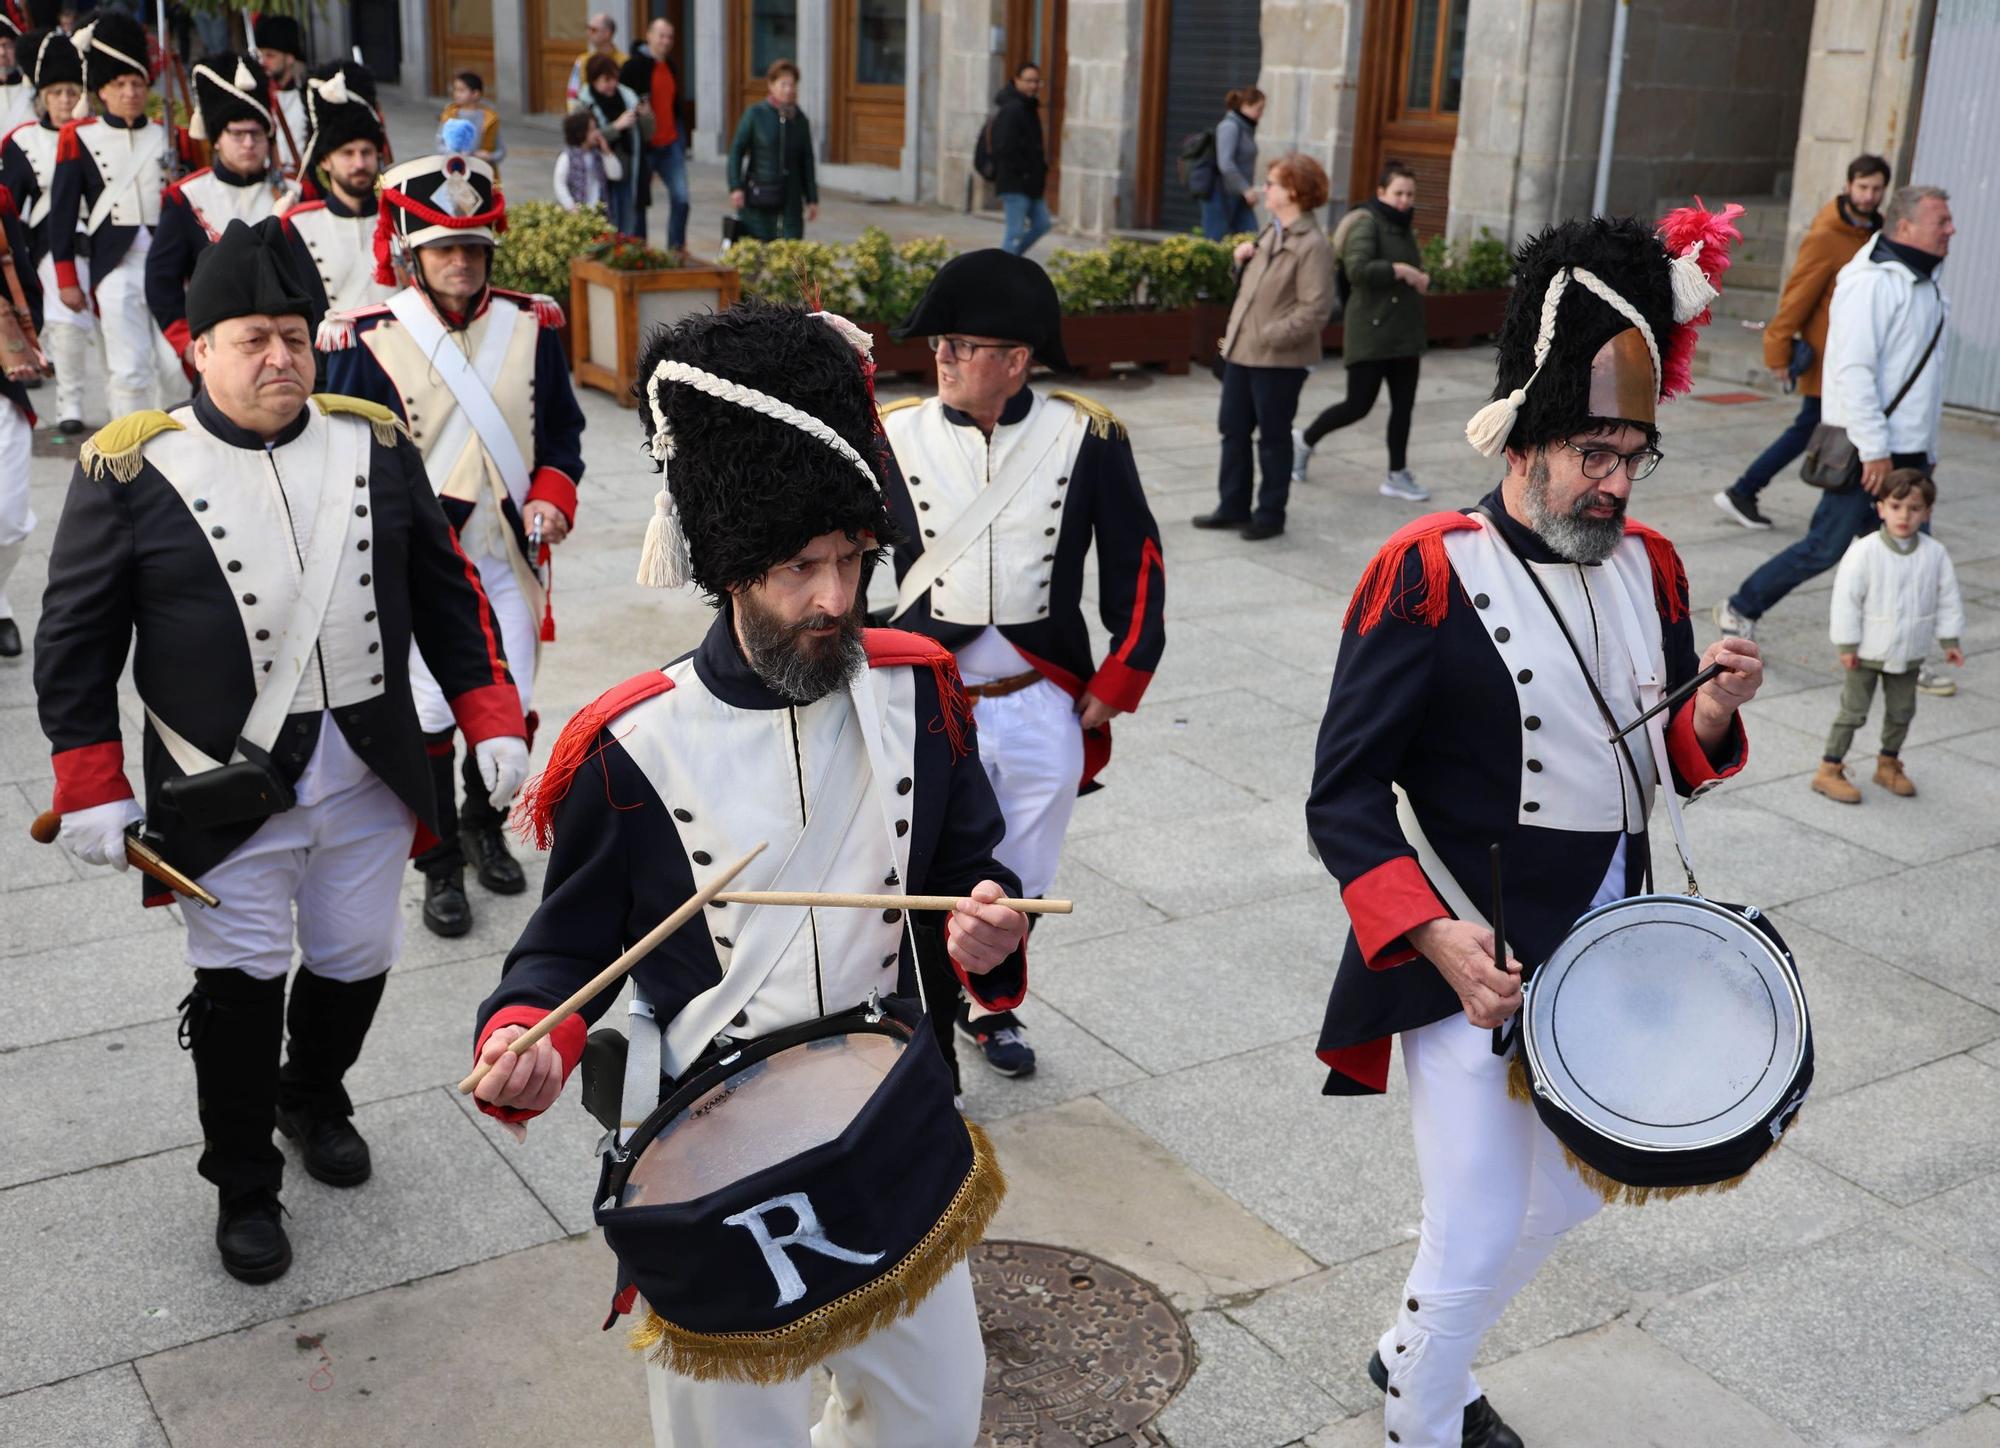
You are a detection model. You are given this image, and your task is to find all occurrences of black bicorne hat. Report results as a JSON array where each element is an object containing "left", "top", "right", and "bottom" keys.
[
  {"left": 77, "top": 13, "right": 148, "bottom": 92},
  {"left": 186, "top": 215, "right": 324, "bottom": 338},
  {"left": 190, "top": 52, "right": 274, "bottom": 141},
  {"left": 22, "top": 27, "right": 81, "bottom": 93},
  {"left": 304, "top": 60, "right": 388, "bottom": 172},
  {"left": 893, "top": 247, "right": 1068, "bottom": 370}
]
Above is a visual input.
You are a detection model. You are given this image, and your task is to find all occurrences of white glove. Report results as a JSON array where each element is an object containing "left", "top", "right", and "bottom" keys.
[
  {"left": 59, "top": 798, "right": 146, "bottom": 869},
  {"left": 475, "top": 735, "right": 531, "bottom": 812}
]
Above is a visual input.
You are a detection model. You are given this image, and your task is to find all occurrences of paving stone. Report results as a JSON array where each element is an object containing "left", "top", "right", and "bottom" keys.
[
  {"left": 0, "top": 926, "right": 192, "bottom": 1052},
  {"left": 1937, "top": 724, "right": 2000, "bottom": 767},
  {"left": 1152, "top": 1308, "right": 1342, "bottom": 1448},
  {"left": 1668, "top": 793, "right": 1898, "bottom": 909},
  {"left": 0, "top": 873, "right": 176, "bottom": 964},
  {"left": 0, "top": 781, "right": 80, "bottom": 890},
  {"left": 952, "top": 997, "right": 1149, "bottom": 1124},
  {"left": 0, "top": 1363, "right": 168, "bottom": 1448},
  {"left": 449, "top": 1085, "right": 606, "bottom": 1238},
  {"left": 1178, "top": 718, "right": 1324, "bottom": 809},
  {"left": 1065, "top": 749, "right": 1263, "bottom": 840},
  {"left": 1784, "top": 1055, "right": 2000, "bottom": 1205},
  {"left": 1742, "top": 678, "right": 2000, "bottom": 754},
  {"left": 1030, "top": 857, "right": 1169, "bottom": 947},
  {"left": 1787, "top": 847, "right": 2000, "bottom": 1011},
  {"left": 1893, "top": 1403, "right": 2000, "bottom": 1448},
  {"left": 135, "top": 1233, "right": 647, "bottom": 1448},
  {"left": 1728, "top": 708, "right": 1842, "bottom": 779},
  {"left": 0, "top": 1091, "right": 563, "bottom": 1396},
  {"left": 1215, "top": 599, "right": 1346, "bottom": 678},
  {"left": 1896, "top": 1170, "right": 2000, "bottom": 1282},
  {"left": 1161, "top": 555, "right": 1332, "bottom": 624},
  {"left": 1643, "top": 1228, "right": 2000, "bottom": 1444},
  {"left": 1729, "top": 742, "right": 2000, "bottom": 866},
  {"left": 1066, "top": 798, "right": 1333, "bottom": 919},
  {"left": 1137, "top": 619, "right": 1326, "bottom": 708},
  {"left": 984, "top": 1097, "right": 1317, "bottom": 1312}
]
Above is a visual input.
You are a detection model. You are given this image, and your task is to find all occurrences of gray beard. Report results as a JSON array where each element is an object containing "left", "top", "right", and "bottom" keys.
[
  {"left": 1524, "top": 453, "right": 1626, "bottom": 563},
  {"left": 736, "top": 598, "right": 866, "bottom": 703}
]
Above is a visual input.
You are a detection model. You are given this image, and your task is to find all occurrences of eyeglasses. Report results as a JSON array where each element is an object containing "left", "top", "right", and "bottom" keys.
[
  {"left": 928, "top": 336, "right": 1024, "bottom": 362},
  {"left": 1560, "top": 437, "right": 1664, "bottom": 482}
]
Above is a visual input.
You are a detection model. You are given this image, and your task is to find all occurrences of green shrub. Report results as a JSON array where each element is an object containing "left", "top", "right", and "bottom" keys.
[
  {"left": 492, "top": 201, "right": 616, "bottom": 298},
  {"left": 1418, "top": 227, "right": 1514, "bottom": 295},
  {"left": 1143, "top": 232, "right": 1240, "bottom": 309}
]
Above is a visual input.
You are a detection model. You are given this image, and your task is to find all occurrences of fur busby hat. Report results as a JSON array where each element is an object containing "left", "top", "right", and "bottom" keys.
[
  {"left": 635, "top": 302, "right": 900, "bottom": 599},
  {"left": 186, "top": 216, "right": 324, "bottom": 338},
  {"left": 75, "top": 13, "right": 148, "bottom": 93},
  {"left": 22, "top": 27, "right": 81, "bottom": 92},
  {"left": 304, "top": 60, "right": 388, "bottom": 173},
  {"left": 893, "top": 247, "right": 1068, "bottom": 370},
  {"left": 1466, "top": 202, "right": 1743, "bottom": 457},
  {"left": 372, "top": 152, "right": 503, "bottom": 285},
  {"left": 189, "top": 52, "right": 274, "bottom": 142},
  {"left": 0, "top": 13, "right": 19, "bottom": 42},
  {"left": 251, "top": 14, "right": 305, "bottom": 60}
]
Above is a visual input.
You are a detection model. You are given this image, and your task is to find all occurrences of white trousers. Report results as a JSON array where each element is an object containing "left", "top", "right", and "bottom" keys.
[
  {"left": 1378, "top": 1014, "right": 1606, "bottom": 1447},
  {"left": 37, "top": 251, "right": 97, "bottom": 427},
  {"left": 967, "top": 678, "right": 1083, "bottom": 901},
  {"left": 92, "top": 233, "right": 181, "bottom": 420},
  {"left": 408, "top": 549, "right": 536, "bottom": 734},
  {"left": 0, "top": 399, "right": 30, "bottom": 618},
  {"left": 180, "top": 767, "right": 416, "bottom": 982},
  {"left": 645, "top": 1259, "right": 986, "bottom": 1448}
]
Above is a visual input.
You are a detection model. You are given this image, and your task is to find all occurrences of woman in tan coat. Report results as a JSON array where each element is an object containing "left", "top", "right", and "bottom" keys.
[{"left": 1195, "top": 153, "right": 1336, "bottom": 540}]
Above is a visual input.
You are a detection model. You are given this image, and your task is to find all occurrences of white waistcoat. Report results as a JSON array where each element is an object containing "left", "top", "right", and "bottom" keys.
[
  {"left": 288, "top": 205, "right": 395, "bottom": 313},
  {"left": 143, "top": 405, "right": 388, "bottom": 713},
  {"left": 175, "top": 168, "right": 296, "bottom": 241},
  {"left": 1441, "top": 517, "right": 1664, "bottom": 835},
  {"left": 611, "top": 659, "right": 920, "bottom": 1041},
  {"left": 10, "top": 123, "right": 58, "bottom": 229},
  {"left": 883, "top": 394, "right": 1087, "bottom": 627},
  {"left": 81, "top": 122, "right": 166, "bottom": 230}
]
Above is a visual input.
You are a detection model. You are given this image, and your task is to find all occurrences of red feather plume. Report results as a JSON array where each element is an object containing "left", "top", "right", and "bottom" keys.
[{"left": 1656, "top": 197, "right": 1744, "bottom": 400}]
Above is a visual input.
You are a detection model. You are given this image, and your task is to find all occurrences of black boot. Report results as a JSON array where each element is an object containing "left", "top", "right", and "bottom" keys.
[
  {"left": 417, "top": 732, "right": 473, "bottom": 935},
  {"left": 1368, "top": 1350, "right": 1525, "bottom": 1448},
  {"left": 179, "top": 969, "right": 291, "bottom": 1282},
  {"left": 277, "top": 969, "right": 386, "bottom": 1188},
  {"left": 0, "top": 618, "right": 21, "bottom": 658},
  {"left": 459, "top": 750, "right": 526, "bottom": 894},
  {"left": 423, "top": 869, "right": 473, "bottom": 936}
]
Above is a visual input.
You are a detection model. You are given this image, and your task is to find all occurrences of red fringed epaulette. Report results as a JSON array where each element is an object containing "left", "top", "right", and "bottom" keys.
[
  {"left": 1343, "top": 513, "right": 1480, "bottom": 635},
  {"left": 862, "top": 628, "right": 972, "bottom": 762},
  {"left": 493, "top": 286, "right": 566, "bottom": 329},
  {"left": 54, "top": 117, "right": 93, "bottom": 164},
  {"left": 1623, "top": 520, "right": 1690, "bottom": 623},
  {"left": 510, "top": 671, "right": 675, "bottom": 849}
]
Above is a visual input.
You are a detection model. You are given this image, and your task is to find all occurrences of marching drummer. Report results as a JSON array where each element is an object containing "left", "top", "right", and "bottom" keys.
[
  {"left": 468, "top": 302, "right": 1029, "bottom": 1446},
  {"left": 1306, "top": 211, "right": 1763, "bottom": 1448}
]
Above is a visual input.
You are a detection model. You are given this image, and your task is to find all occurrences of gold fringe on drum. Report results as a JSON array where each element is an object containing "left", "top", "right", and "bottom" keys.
[
  {"left": 1504, "top": 1050, "right": 1779, "bottom": 1207},
  {"left": 628, "top": 1118, "right": 1007, "bottom": 1384}
]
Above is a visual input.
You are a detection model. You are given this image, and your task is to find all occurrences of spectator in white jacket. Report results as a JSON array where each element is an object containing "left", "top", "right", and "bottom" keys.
[
  {"left": 554, "top": 109, "right": 623, "bottom": 212},
  {"left": 1718, "top": 185, "right": 1956, "bottom": 695},
  {"left": 1812, "top": 469, "right": 1965, "bottom": 804}
]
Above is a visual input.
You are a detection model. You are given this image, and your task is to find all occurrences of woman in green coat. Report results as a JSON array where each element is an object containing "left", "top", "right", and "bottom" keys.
[
  {"left": 728, "top": 58, "right": 820, "bottom": 241},
  {"left": 1292, "top": 160, "right": 1432, "bottom": 501}
]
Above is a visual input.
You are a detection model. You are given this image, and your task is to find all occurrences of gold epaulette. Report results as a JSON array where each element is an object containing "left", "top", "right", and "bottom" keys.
[
  {"left": 80, "top": 411, "right": 184, "bottom": 483},
  {"left": 1047, "top": 389, "right": 1125, "bottom": 440},
  {"left": 313, "top": 394, "right": 411, "bottom": 447},
  {"left": 877, "top": 396, "right": 925, "bottom": 418}
]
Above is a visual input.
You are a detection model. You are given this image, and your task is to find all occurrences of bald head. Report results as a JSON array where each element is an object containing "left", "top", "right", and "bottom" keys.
[{"left": 588, "top": 12, "right": 616, "bottom": 49}]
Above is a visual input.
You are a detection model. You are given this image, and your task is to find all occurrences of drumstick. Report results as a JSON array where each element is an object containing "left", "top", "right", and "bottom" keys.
[
  {"left": 1607, "top": 662, "right": 1724, "bottom": 744},
  {"left": 1490, "top": 842, "right": 1514, "bottom": 1057},
  {"left": 28, "top": 809, "right": 222, "bottom": 908},
  {"left": 716, "top": 891, "right": 1071, "bottom": 914},
  {"left": 456, "top": 841, "right": 768, "bottom": 1095}
]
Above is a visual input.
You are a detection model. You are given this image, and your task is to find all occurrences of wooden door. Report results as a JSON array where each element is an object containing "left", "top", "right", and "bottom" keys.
[
  {"left": 1138, "top": 0, "right": 1261, "bottom": 231},
  {"left": 729, "top": 0, "right": 799, "bottom": 146},
  {"left": 1005, "top": 0, "right": 1066, "bottom": 208},
  {"left": 1352, "top": 0, "right": 1468, "bottom": 238},
  {"left": 430, "top": 0, "right": 495, "bottom": 98},
  {"left": 526, "top": 0, "right": 596, "bottom": 112},
  {"left": 829, "top": 0, "right": 907, "bottom": 167}
]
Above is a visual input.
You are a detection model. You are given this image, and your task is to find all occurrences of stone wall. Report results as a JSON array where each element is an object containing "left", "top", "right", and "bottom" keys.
[
  {"left": 1059, "top": 0, "right": 1146, "bottom": 234},
  {"left": 1255, "top": 0, "right": 1365, "bottom": 213},
  {"left": 934, "top": 0, "right": 1007, "bottom": 210}
]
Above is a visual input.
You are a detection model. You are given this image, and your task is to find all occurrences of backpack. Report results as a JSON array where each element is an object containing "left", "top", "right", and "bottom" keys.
[
  {"left": 1330, "top": 206, "right": 1369, "bottom": 307},
  {"left": 1177, "top": 128, "right": 1217, "bottom": 200},
  {"left": 973, "top": 110, "right": 999, "bottom": 182}
]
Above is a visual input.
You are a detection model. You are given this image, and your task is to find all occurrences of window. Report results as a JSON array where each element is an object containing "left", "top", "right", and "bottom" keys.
[
  {"left": 752, "top": 0, "right": 797, "bottom": 77},
  {"left": 448, "top": 0, "right": 494, "bottom": 38},
  {"left": 854, "top": 0, "right": 906, "bottom": 86},
  {"left": 1398, "top": 0, "right": 1467, "bottom": 120}
]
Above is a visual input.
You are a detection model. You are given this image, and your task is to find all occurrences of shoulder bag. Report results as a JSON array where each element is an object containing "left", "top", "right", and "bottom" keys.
[{"left": 1800, "top": 310, "right": 1944, "bottom": 491}]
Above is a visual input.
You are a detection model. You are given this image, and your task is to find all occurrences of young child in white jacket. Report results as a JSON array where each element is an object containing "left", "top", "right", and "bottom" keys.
[{"left": 1814, "top": 469, "right": 1965, "bottom": 803}]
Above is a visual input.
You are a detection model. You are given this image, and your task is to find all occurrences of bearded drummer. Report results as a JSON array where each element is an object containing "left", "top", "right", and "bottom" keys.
[
  {"left": 1306, "top": 211, "right": 1764, "bottom": 1448},
  {"left": 468, "top": 303, "right": 1029, "bottom": 1446}
]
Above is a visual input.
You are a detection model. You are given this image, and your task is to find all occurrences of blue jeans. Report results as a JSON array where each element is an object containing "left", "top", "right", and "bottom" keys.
[
  {"left": 1202, "top": 190, "right": 1256, "bottom": 241},
  {"left": 1735, "top": 394, "right": 1821, "bottom": 498},
  {"left": 638, "top": 138, "right": 690, "bottom": 251},
  {"left": 1001, "top": 193, "right": 1051, "bottom": 256},
  {"left": 605, "top": 169, "right": 640, "bottom": 238},
  {"left": 1216, "top": 362, "right": 1309, "bottom": 527},
  {"left": 1730, "top": 451, "right": 1931, "bottom": 619}
]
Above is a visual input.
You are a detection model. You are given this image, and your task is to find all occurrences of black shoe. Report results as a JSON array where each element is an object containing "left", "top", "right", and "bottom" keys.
[
  {"left": 462, "top": 825, "right": 526, "bottom": 895},
  {"left": 278, "top": 1107, "right": 372, "bottom": 1187},
  {"left": 1239, "top": 521, "right": 1285, "bottom": 541},
  {"left": 1713, "top": 487, "right": 1774, "bottom": 530},
  {"left": 58, "top": 417, "right": 84, "bottom": 436},
  {"left": 216, "top": 1190, "right": 292, "bottom": 1284},
  {"left": 1191, "top": 510, "right": 1253, "bottom": 530},
  {"left": 1368, "top": 1350, "right": 1524, "bottom": 1448},
  {"left": 422, "top": 870, "right": 473, "bottom": 937},
  {"left": 0, "top": 618, "right": 20, "bottom": 658}
]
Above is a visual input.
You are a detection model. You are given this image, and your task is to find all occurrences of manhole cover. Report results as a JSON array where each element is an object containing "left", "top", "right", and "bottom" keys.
[{"left": 973, "top": 1240, "right": 1193, "bottom": 1447}]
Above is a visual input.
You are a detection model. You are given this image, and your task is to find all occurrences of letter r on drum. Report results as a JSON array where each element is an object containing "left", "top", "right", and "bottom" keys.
[{"left": 724, "top": 1192, "right": 885, "bottom": 1307}]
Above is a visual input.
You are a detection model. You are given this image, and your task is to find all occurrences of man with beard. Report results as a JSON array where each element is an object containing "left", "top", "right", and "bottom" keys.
[
  {"left": 281, "top": 61, "right": 393, "bottom": 316},
  {"left": 468, "top": 302, "right": 1027, "bottom": 1446},
  {"left": 1306, "top": 210, "right": 1763, "bottom": 1448},
  {"left": 251, "top": 14, "right": 308, "bottom": 177}
]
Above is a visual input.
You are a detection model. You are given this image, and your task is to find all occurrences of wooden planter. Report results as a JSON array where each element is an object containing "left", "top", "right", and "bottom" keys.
[
  {"left": 570, "top": 257, "right": 743, "bottom": 406},
  {"left": 863, "top": 323, "right": 938, "bottom": 382},
  {"left": 1318, "top": 287, "right": 1507, "bottom": 356},
  {"left": 1189, "top": 302, "right": 1230, "bottom": 365},
  {"left": 1060, "top": 308, "right": 1196, "bottom": 380}
]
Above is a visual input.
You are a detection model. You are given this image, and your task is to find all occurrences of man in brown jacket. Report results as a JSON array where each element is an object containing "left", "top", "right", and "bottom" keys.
[{"left": 1715, "top": 154, "right": 1889, "bottom": 529}]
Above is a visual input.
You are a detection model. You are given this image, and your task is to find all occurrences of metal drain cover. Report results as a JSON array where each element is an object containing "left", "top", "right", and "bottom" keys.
[{"left": 973, "top": 1240, "right": 1193, "bottom": 1447}]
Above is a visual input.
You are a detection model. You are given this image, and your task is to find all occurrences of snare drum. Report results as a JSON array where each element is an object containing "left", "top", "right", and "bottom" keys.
[
  {"left": 1514, "top": 895, "right": 1813, "bottom": 1202},
  {"left": 596, "top": 996, "right": 1004, "bottom": 1383}
]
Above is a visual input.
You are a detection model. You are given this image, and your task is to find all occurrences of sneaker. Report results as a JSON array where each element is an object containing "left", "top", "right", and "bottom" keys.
[
  {"left": 1291, "top": 428, "right": 1312, "bottom": 482},
  {"left": 1713, "top": 600, "right": 1757, "bottom": 640},
  {"left": 1713, "top": 488, "right": 1774, "bottom": 530},
  {"left": 1379, "top": 469, "right": 1429, "bottom": 502},
  {"left": 1917, "top": 667, "right": 1957, "bottom": 698},
  {"left": 956, "top": 1012, "right": 1037, "bottom": 1078}
]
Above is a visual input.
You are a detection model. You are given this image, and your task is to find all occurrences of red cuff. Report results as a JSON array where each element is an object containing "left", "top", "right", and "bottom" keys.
[
  {"left": 526, "top": 467, "right": 578, "bottom": 526},
  {"left": 55, "top": 259, "right": 78, "bottom": 291},
  {"left": 164, "top": 317, "right": 192, "bottom": 359},
  {"left": 51, "top": 741, "right": 134, "bottom": 814},
  {"left": 471, "top": 1005, "right": 589, "bottom": 1125},
  {"left": 947, "top": 916, "right": 1028, "bottom": 1012},
  {"left": 1340, "top": 855, "right": 1448, "bottom": 969},
  {"left": 451, "top": 682, "right": 528, "bottom": 746},
  {"left": 1087, "top": 655, "right": 1153, "bottom": 714},
  {"left": 1666, "top": 700, "right": 1748, "bottom": 790}
]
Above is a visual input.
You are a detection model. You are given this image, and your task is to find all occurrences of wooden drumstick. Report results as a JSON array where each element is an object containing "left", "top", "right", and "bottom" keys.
[
  {"left": 457, "top": 841, "right": 768, "bottom": 1096},
  {"left": 716, "top": 891, "right": 1071, "bottom": 914},
  {"left": 29, "top": 808, "right": 222, "bottom": 909},
  {"left": 1490, "top": 842, "right": 1515, "bottom": 1057}
]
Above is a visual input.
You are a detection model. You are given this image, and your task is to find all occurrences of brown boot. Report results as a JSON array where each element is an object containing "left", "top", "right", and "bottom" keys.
[
  {"left": 1812, "top": 760, "right": 1863, "bottom": 804},
  {"left": 1874, "top": 754, "right": 1917, "bottom": 797}
]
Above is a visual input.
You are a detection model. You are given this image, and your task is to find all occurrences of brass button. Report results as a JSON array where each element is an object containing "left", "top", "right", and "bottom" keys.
[
  {"left": 369, "top": 673, "right": 382, "bottom": 684},
  {"left": 884, "top": 869, "right": 899, "bottom": 886},
  {"left": 359, "top": 573, "right": 371, "bottom": 585},
  {"left": 365, "top": 610, "right": 377, "bottom": 622},
  {"left": 732, "top": 1009, "right": 748, "bottom": 1026},
  {"left": 1045, "top": 526, "right": 1056, "bottom": 536},
  {"left": 918, "top": 500, "right": 929, "bottom": 511},
  {"left": 354, "top": 476, "right": 365, "bottom": 487},
  {"left": 367, "top": 641, "right": 380, "bottom": 654},
  {"left": 924, "top": 528, "right": 935, "bottom": 538},
  {"left": 192, "top": 498, "right": 207, "bottom": 511},
  {"left": 1056, "top": 475, "right": 1068, "bottom": 486},
  {"left": 908, "top": 476, "right": 920, "bottom": 486},
  {"left": 691, "top": 850, "right": 712, "bottom": 865},
  {"left": 715, "top": 935, "right": 732, "bottom": 948},
  {"left": 1407, "top": 1297, "right": 1419, "bottom": 1311},
  {"left": 1389, "top": 1386, "right": 1401, "bottom": 1398},
  {"left": 1049, "top": 499, "right": 1061, "bottom": 509},
  {"left": 881, "top": 953, "right": 896, "bottom": 970}
]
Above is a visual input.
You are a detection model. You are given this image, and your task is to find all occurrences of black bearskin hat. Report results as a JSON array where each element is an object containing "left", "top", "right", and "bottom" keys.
[
  {"left": 22, "top": 27, "right": 81, "bottom": 92},
  {"left": 634, "top": 302, "right": 900, "bottom": 601},
  {"left": 251, "top": 14, "right": 305, "bottom": 60},
  {"left": 77, "top": 13, "right": 148, "bottom": 92},
  {"left": 190, "top": 52, "right": 274, "bottom": 141},
  {"left": 894, "top": 248, "right": 1068, "bottom": 370},
  {"left": 304, "top": 60, "right": 388, "bottom": 173},
  {"left": 0, "top": 13, "right": 18, "bottom": 41}
]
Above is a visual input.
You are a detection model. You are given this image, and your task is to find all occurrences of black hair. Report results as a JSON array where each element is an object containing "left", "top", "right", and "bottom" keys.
[
  {"left": 1014, "top": 60, "right": 1040, "bottom": 79},
  {"left": 454, "top": 70, "right": 484, "bottom": 94},
  {"left": 1847, "top": 153, "right": 1892, "bottom": 184},
  {"left": 562, "top": 109, "right": 592, "bottom": 147},
  {"left": 1378, "top": 158, "right": 1417, "bottom": 189}
]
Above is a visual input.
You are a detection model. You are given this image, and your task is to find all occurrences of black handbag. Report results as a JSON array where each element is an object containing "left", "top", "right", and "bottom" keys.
[
  {"left": 1800, "top": 313, "right": 1944, "bottom": 491},
  {"left": 745, "top": 178, "right": 785, "bottom": 210}
]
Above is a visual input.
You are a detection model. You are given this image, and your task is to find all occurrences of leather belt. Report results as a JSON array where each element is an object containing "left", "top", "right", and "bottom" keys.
[{"left": 963, "top": 669, "right": 1042, "bottom": 701}]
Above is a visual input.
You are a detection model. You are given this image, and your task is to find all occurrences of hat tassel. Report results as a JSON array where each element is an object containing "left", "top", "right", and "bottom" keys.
[
  {"left": 1465, "top": 374, "right": 1535, "bottom": 457},
  {"left": 636, "top": 484, "right": 689, "bottom": 590},
  {"left": 1668, "top": 241, "right": 1718, "bottom": 324}
]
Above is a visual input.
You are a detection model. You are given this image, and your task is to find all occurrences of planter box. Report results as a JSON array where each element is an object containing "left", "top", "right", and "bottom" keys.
[
  {"left": 1318, "top": 287, "right": 1506, "bottom": 356},
  {"left": 1060, "top": 308, "right": 1196, "bottom": 380},
  {"left": 570, "top": 257, "right": 743, "bottom": 407},
  {"left": 1189, "top": 302, "right": 1230, "bottom": 366},
  {"left": 863, "top": 323, "right": 938, "bottom": 382}
]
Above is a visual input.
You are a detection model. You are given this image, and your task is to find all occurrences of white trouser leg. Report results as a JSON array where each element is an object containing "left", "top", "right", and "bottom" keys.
[
  {"left": 37, "top": 252, "right": 95, "bottom": 426},
  {"left": 644, "top": 1260, "right": 986, "bottom": 1448},
  {"left": 408, "top": 549, "right": 536, "bottom": 735},
  {"left": 93, "top": 243, "right": 161, "bottom": 419},
  {"left": 1378, "top": 1014, "right": 1604, "bottom": 1448},
  {"left": 0, "top": 399, "right": 30, "bottom": 618}
]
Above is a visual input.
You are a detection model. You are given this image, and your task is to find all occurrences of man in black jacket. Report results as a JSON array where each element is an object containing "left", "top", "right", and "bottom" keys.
[
  {"left": 622, "top": 15, "right": 692, "bottom": 253},
  {"left": 991, "top": 62, "right": 1049, "bottom": 256}
]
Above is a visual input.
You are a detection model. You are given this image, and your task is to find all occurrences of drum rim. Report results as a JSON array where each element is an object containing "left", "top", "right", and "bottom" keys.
[{"left": 1520, "top": 894, "right": 1809, "bottom": 1154}]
